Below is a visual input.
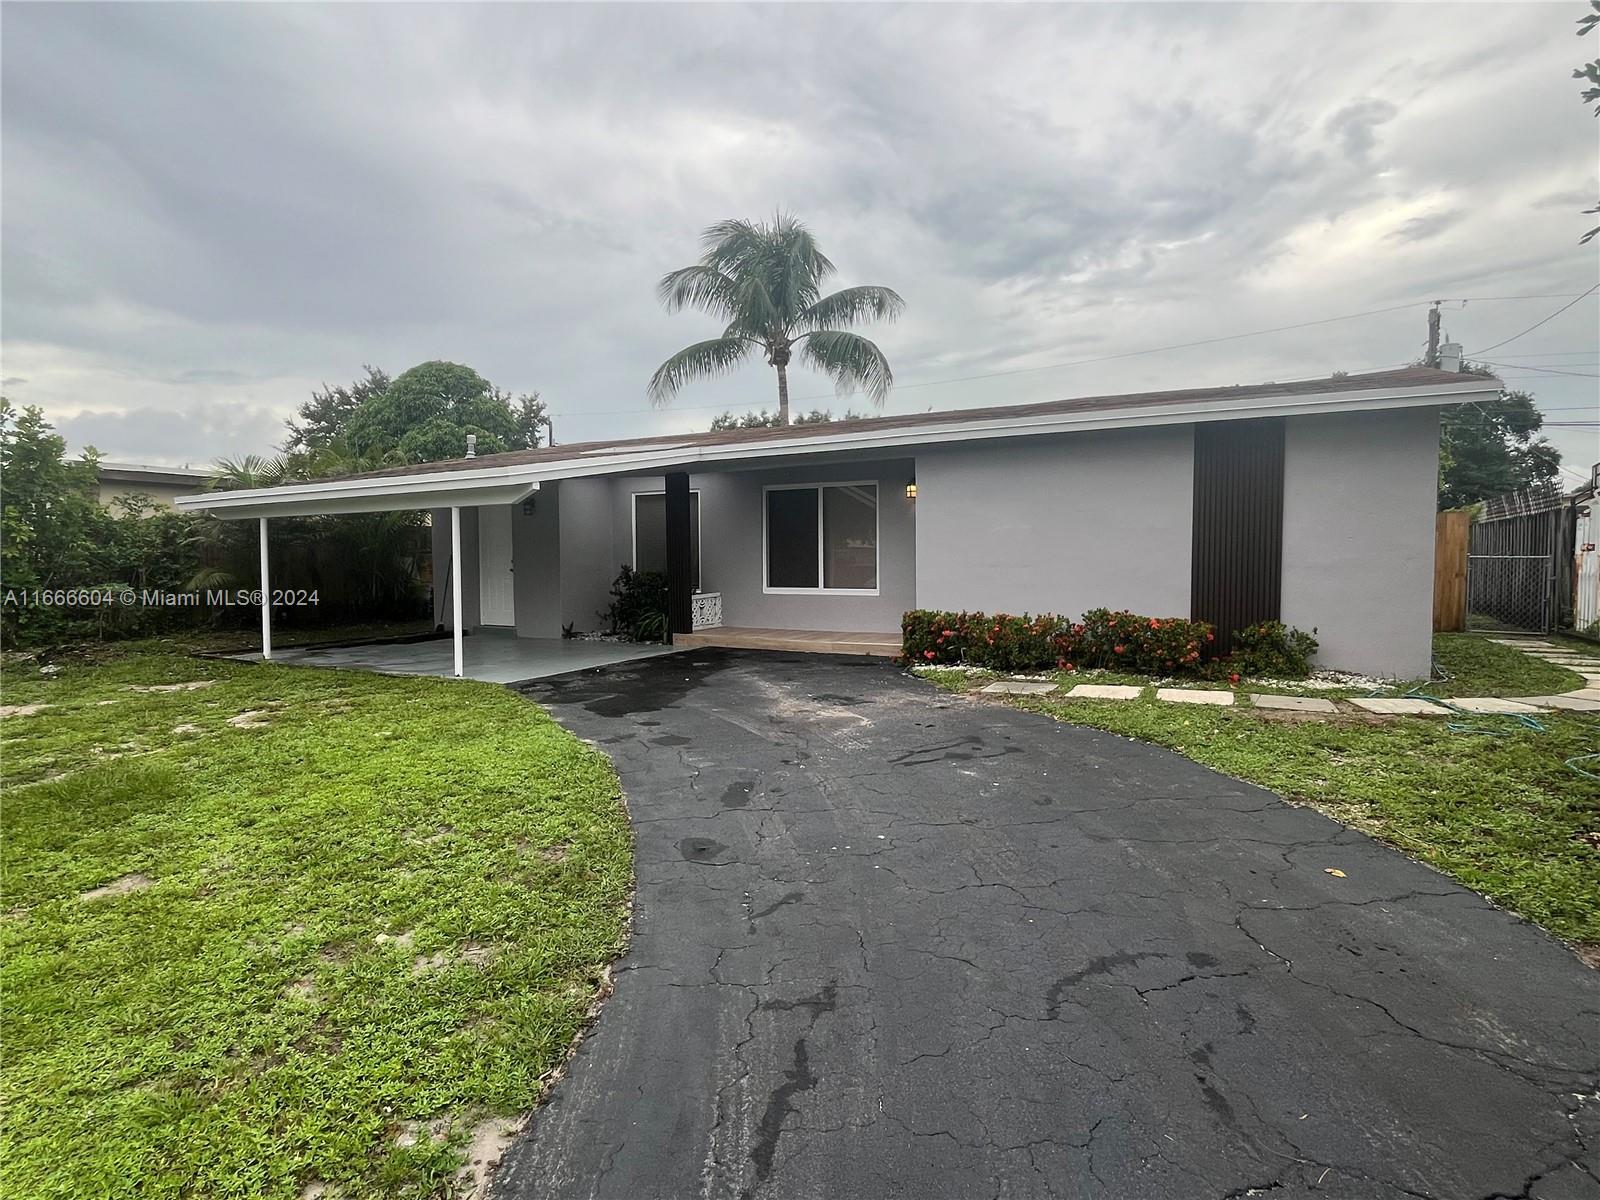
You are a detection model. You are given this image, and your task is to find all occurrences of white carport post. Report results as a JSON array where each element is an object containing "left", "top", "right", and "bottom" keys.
[
  {"left": 258, "top": 517, "right": 272, "bottom": 661},
  {"left": 450, "top": 505, "right": 464, "bottom": 678}
]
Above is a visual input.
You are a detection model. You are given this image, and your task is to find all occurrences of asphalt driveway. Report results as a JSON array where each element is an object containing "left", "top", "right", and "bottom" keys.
[{"left": 495, "top": 651, "right": 1599, "bottom": 1200}]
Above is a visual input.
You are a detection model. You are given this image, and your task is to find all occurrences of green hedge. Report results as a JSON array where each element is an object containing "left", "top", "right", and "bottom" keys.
[{"left": 902, "top": 609, "right": 1317, "bottom": 679}]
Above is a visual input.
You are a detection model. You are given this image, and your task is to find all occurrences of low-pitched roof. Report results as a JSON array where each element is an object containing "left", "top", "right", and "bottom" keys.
[{"left": 178, "top": 366, "right": 1499, "bottom": 519}]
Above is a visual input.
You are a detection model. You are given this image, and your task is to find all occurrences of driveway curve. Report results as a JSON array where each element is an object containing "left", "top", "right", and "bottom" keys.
[{"left": 495, "top": 651, "right": 1599, "bottom": 1200}]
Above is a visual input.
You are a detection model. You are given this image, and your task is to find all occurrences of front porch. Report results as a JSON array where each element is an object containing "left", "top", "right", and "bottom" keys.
[
  {"left": 251, "top": 628, "right": 681, "bottom": 684},
  {"left": 672, "top": 626, "right": 900, "bottom": 656}
]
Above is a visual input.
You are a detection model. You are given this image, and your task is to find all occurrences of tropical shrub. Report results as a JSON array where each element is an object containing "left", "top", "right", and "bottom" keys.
[
  {"left": 1077, "top": 609, "right": 1212, "bottom": 673},
  {"left": 602, "top": 566, "right": 669, "bottom": 642},
  {"left": 1226, "top": 620, "right": 1319, "bottom": 677},
  {"left": 901, "top": 607, "right": 1314, "bottom": 679},
  {"left": 901, "top": 611, "right": 1072, "bottom": 672}
]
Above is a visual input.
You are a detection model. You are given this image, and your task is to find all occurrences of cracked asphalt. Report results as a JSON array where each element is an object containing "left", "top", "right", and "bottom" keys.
[{"left": 492, "top": 651, "right": 1600, "bottom": 1200}]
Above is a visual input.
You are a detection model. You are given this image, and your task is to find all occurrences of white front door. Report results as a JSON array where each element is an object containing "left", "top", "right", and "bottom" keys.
[{"left": 477, "top": 506, "right": 516, "bottom": 626}]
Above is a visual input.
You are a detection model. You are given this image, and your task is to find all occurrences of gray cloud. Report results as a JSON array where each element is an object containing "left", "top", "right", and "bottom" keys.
[
  {"left": 1326, "top": 98, "right": 1399, "bottom": 162},
  {"left": 2, "top": 2, "right": 1595, "bottom": 475}
]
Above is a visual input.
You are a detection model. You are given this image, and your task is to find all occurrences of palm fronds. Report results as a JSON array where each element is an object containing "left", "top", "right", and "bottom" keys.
[
  {"left": 799, "top": 330, "right": 895, "bottom": 404},
  {"left": 647, "top": 337, "right": 755, "bottom": 406}
]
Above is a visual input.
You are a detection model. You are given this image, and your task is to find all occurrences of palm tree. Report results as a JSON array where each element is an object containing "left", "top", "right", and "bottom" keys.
[{"left": 649, "top": 215, "right": 905, "bottom": 424}]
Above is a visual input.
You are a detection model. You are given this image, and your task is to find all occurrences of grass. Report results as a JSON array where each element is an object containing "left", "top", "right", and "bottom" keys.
[
  {"left": 920, "top": 668, "right": 1600, "bottom": 948},
  {"left": 1402, "top": 634, "right": 1587, "bottom": 698},
  {"left": 0, "top": 649, "right": 630, "bottom": 1200}
]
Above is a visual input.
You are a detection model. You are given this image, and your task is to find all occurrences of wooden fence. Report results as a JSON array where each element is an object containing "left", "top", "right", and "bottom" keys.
[{"left": 1433, "top": 510, "right": 1470, "bottom": 632}]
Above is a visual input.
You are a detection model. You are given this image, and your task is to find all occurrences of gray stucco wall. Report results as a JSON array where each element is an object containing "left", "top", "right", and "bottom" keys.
[
  {"left": 559, "top": 478, "right": 617, "bottom": 634},
  {"left": 1281, "top": 407, "right": 1440, "bottom": 678},
  {"left": 914, "top": 427, "right": 1196, "bottom": 619},
  {"left": 429, "top": 506, "right": 480, "bottom": 631},
  {"left": 605, "top": 460, "right": 916, "bottom": 633},
  {"left": 513, "top": 493, "right": 562, "bottom": 638}
]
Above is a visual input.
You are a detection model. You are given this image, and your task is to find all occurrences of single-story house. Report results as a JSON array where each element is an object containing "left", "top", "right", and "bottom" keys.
[
  {"left": 99, "top": 461, "right": 213, "bottom": 509},
  {"left": 175, "top": 366, "right": 1500, "bottom": 679}
]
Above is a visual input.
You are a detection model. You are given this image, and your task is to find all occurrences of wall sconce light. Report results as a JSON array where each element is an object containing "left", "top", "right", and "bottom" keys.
[
  {"left": 905, "top": 479, "right": 917, "bottom": 500},
  {"left": 522, "top": 499, "right": 536, "bottom": 516}
]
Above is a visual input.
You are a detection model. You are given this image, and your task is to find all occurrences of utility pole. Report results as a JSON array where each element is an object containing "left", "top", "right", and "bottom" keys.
[{"left": 1425, "top": 301, "right": 1442, "bottom": 367}]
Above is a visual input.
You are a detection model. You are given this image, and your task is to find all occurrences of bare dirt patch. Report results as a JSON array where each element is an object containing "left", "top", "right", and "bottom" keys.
[
  {"left": 0, "top": 703, "right": 51, "bottom": 718},
  {"left": 282, "top": 976, "right": 317, "bottom": 1001},
  {"left": 1575, "top": 942, "right": 1600, "bottom": 971},
  {"left": 227, "top": 710, "right": 271, "bottom": 729},
  {"left": 80, "top": 873, "right": 154, "bottom": 902},
  {"left": 171, "top": 723, "right": 203, "bottom": 735},
  {"left": 457, "top": 1116, "right": 525, "bottom": 1198},
  {"left": 129, "top": 680, "right": 216, "bottom": 693}
]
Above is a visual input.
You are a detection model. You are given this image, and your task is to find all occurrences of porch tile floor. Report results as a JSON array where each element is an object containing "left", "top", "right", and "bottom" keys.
[
  {"left": 246, "top": 629, "right": 682, "bottom": 684},
  {"left": 672, "top": 627, "right": 901, "bottom": 657}
]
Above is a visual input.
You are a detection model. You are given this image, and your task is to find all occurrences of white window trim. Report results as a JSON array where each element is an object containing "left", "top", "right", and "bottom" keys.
[
  {"left": 762, "top": 480, "right": 881, "bottom": 596},
  {"left": 630, "top": 489, "right": 702, "bottom": 593}
]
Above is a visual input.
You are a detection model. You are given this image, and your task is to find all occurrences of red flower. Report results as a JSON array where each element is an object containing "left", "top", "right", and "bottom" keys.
[
  {"left": 1229, "top": 672, "right": 1241, "bottom": 684},
  {"left": 1205, "top": 632, "right": 1215, "bottom": 642},
  {"left": 1149, "top": 618, "right": 1161, "bottom": 629},
  {"left": 1113, "top": 644, "right": 1125, "bottom": 654},
  {"left": 1063, "top": 662, "right": 1074, "bottom": 672},
  {"left": 924, "top": 650, "right": 936, "bottom": 660}
]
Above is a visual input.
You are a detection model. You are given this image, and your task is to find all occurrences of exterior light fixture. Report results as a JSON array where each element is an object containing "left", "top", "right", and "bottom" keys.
[{"left": 905, "top": 480, "right": 917, "bottom": 500}]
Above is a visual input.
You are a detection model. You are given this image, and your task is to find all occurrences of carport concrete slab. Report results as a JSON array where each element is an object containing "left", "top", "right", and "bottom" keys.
[
  {"left": 1514, "top": 694, "right": 1600, "bottom": 711},
  {"left": 1065, "top": 683, "right": 1142, "bottom": 700},
  {"left": 494, "top": 651, "right": 1600, "bottom": 1200},
  {"left": 254, "top": 629, "right": 681, "bottom": 683},
  {"left": 1446, "top": 697, "right": 1545, "bottom": 714},
  {"left": 1251, "top": 693, "right": 1338, "bottom": 713},
  {"left": 1349, "top": 697, "right": 1452, "bottom": 715},
  {"left": 1156, "top": 687, "right": 1233, "bottom": 705},
  {"left": 979, "top": 680, "right": 1059, "bottom": 695}
]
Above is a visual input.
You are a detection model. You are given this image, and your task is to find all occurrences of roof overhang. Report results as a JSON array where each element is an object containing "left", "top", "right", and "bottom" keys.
[
  {"left": 175, "top": 375, "right": 1499, "bottom": 518},
  {"left": 177, "top": 474, "right": 539, "bottom": 520}
]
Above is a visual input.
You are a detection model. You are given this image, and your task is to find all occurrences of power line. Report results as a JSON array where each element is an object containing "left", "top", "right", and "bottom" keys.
[
  {"left": 549, "top": 290, "right": 1598, "bottom": 420},
  {"left": 1479, "top": 360, "right": 1600, "bottom": 378},
  {"left": 1467, "top": 285, "right": 1600, "bottom": 356}
]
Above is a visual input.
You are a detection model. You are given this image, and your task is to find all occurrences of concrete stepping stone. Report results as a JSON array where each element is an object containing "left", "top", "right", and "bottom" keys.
[
  {"left": 1572, "top": 688, "right": 1600, "bottom": 701},
  {"left": 1066, "top": 684, "right": 1142, "bottom": 700},
  {"left": 1250, "top": 693, "right": 1338, "bottom": 713},
  {"left": 1349, "top": 697, "right": 1452, "bottom": 716},
  {"left": 1513, "top": 695, "right": 1600, "bottom": 712},
  {"left": 1156, "top": 688, "right": 1233, "bottom": 706},
  {"left": 980, "top": 680, "right": 1059, "bottom": 695},
  {"left": 1446, "top": 697, "right": 1544, "bottom": 714}
]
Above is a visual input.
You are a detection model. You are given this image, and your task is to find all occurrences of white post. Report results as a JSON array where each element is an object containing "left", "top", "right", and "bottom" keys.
[
  {"left": 258, "top": 516, "right": 272, "bottom": 660},
  {"left": 450, "top": 505, "right": 464, "bottom": 678}
]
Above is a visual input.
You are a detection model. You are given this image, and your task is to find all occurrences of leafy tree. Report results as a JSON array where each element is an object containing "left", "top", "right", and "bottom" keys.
[
  {"left": 512, "top": 391, "right": 548, "bottom": 448},
  {"left": 343, "top": 361, "right": 541, "bottom": 464},
  {"left": 650, "top": 215, "right": 904, "bottom": 424},
  {"left": 1575, "top": 2, "right": 1599, "bottom": 242},
  {"left": 285, "top": 366, "right": 391, "bottom": 452},
  {"left": 708, "top": 408, "right": 861, "bottom": 430},
  {"left": 1438, "top": 367, "right": 1562, "bottom": 508}
]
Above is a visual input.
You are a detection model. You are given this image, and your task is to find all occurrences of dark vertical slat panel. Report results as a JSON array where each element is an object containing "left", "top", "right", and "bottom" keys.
[
  {"left": 664, "top": 472, "right": 693, "bottom": 639},
  {"left": 1191, "top": 418, "right": 1285, "bottom": 653}
]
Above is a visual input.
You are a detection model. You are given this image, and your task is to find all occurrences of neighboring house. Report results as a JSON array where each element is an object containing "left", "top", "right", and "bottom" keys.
[
  {"left": 176, "top": 367, "right": 1501, "bottom": 678},
  {"left": 99, "top": 462, "right": 212, "bottom": 510}
]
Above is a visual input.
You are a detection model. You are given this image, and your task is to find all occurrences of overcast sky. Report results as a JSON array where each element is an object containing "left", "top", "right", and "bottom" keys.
[{"left": 3, "top": 2, "right": 1596, "bottom": 477}]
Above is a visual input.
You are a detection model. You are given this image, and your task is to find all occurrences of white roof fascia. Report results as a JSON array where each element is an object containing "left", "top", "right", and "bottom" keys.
[
  {"left": 175, "top": 377, "right": 1498, "bottom": 516},
  {"left": 178, "top": 476, "right": 538, "bottom": 520}
]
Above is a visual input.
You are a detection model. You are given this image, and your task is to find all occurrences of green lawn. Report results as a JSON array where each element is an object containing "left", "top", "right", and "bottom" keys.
[
  {"left": 1404, "top": 633, "right": 1587, "bottom": 698},
  {"left": 921, "top": 669, "right": 1600, "bottom": 950},
  {"left": 1, "top": 651, "right": 630, "bottom": 1200}
]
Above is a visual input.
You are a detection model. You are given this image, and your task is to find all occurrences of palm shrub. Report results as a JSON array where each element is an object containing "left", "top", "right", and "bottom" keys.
[{"left": 649, "top": 215, "right": 904, "bottom": 424}]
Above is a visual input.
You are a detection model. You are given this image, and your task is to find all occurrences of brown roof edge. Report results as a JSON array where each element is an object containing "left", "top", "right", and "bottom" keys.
[{"left": 330, "top": 366, "right": 1494, "bottom": 484}]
